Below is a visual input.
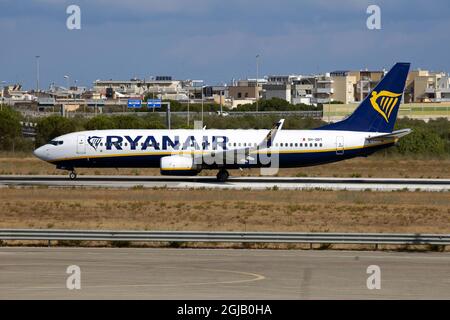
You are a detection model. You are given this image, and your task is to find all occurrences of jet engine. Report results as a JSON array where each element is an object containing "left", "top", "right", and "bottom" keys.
[{"left": 160, "top": 155, "right": 201, "bottom": 176}]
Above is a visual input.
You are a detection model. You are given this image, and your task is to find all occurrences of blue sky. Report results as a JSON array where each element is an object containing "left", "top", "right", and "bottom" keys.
[{"left": 1, "top": 0, "right": 449, "bottom": 89}]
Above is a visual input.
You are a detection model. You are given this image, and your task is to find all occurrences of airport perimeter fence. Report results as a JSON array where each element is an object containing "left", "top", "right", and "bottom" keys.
[
  {"left": 0, "top": 229, "right": 449, "bottom": 246},
  {"left": 18, "top": 110, "right": 324, "bottom": 119}
]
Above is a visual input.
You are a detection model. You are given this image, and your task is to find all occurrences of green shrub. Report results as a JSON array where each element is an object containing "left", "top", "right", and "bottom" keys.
[{"left": 35, "top": 115, "right": 78, "bottom": 147}]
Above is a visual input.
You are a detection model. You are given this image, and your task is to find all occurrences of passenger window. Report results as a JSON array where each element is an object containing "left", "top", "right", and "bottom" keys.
[
  {"left": 290, "top": 143, "right": 293, "bottom": 147},
  {"left": 320, "top": 143, "right": 323, "bottom": 147},
  {"left": 243, "top": 143, "right": 246, "bottom": 147},
  {"left": 233, "top": 142, "right": 236, "bottom": 147},
  {"left": 310, "top": 143, "right": 313, "bottom": 147},
  {"left": 315, "top": 143, "right": 317, "bottom": 147},
  {"left": 300, "top": 143, "right": 303, "bottom": 147},
  {"left": 295, "top": 143, "right": 298, "bottom": 147}
]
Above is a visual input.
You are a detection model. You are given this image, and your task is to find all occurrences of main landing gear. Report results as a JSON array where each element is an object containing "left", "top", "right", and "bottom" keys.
[
  {"left": 69, "top": 170, "right": 77, "bottom": 180},
  {"left": 216, "top": 169, "right": 229, "bottom": 182}
]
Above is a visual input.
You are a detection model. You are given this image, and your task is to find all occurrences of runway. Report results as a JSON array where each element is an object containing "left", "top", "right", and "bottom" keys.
[
  {"left": 1, "top": 175, "right": 450, "bottom": 191},
  {"left": 0, "top": 247, "right": 449, "bottom": 299}
]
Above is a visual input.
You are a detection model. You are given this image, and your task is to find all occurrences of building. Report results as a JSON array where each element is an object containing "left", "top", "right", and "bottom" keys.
[
  {"left": 329, "top": 71, "right": 357, "bottom": 104},
  {"left": 312, "top": 73, "right": 334, "bottom": 104},
  {"left": 203, "top": 85, "right": 228, "bottom": 106},
  {"left": 2, "top": 84, "right": 36, "bottom": 102},
  {"left": 407, "top": 70, "right": 450, "bottom": 102},
  {"left": 93, "top": 77, "right": 185, "bottom": 100},
  {"left": 264, "top": 75, "right": 314, "bottom": 105},
  {"left": 291, "top": 77, "right": 314, "bottom": 105},
  {"left": 313, "top": 69, "right": 384, "bottom": 104},
  {"left": 228, "top": 79, "right": 263, "bottom": 100},
  {"left": 262, "top": 84, "right": 291, "bottom": 102},
  {"left": 228, "top": 79, "right": 265, "bottom": 108},
  {"left": 352, "top": 70, "right": 385, "bottom": 101}
]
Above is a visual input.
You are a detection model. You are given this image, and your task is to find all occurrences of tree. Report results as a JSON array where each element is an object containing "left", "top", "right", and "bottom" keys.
[
  {"left": 395, "top": 128, "right": 447, "bottom": 156},
  {"left": 35, "top": 115, "right": 77, "bottom": 147},
  {"left": 0, "top": 107, "right": 22, "bottom": 150},
  {"left": 111, "top": 115, "right": 145, "bottom": 129},
  {"left": 85, "top": 115, "right": 116, "bottom": 130},
  {"left": 235, "top": 98, "right": 319, "bottom": 112}
]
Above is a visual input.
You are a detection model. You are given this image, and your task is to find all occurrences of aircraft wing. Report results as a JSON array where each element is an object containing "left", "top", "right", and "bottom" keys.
[
  {"left": 366, "top": 128, "right": 412, "bottom": 141},
  {"left": 196, "top": 119, "right": 285, "bottom": 165}
]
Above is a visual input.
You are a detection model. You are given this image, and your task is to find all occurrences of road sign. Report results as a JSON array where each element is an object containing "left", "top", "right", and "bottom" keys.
[
  {"left": 127, "top": 99, "right": 142, "bottom": 108},
  {"left": 147, "top": 99, "right": 162, "bottom": 108}
]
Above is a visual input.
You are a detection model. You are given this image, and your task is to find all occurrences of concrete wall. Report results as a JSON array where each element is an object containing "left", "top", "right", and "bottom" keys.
[{"left": 322, "top": 102, "right": 450, "bottom": 121}]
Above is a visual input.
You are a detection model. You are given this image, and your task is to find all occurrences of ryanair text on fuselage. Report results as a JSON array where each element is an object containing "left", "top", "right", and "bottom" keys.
[{"left": 92, "top": 135, "right": 229, "bottom": 151}]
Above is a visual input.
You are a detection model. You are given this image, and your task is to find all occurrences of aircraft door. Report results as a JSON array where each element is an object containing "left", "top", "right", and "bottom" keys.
[
  {"left": 336, "top": 136, "right": 344, "bottom": 155},
  {"left": 77, "top": 135, "right": 86, "bottom": 154}
]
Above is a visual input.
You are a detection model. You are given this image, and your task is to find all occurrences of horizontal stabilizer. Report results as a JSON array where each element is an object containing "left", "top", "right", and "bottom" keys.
[{"left": 366, "top": 128, "right": 412, "bottom": 141}]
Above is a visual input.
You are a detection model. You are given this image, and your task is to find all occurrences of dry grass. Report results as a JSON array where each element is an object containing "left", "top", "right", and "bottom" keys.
[
  {"left": 0, "top": 187, "right": 448, "bottom": 234},
  {"left": 0, "top": 153, "right": 450, "bottom": 178}
]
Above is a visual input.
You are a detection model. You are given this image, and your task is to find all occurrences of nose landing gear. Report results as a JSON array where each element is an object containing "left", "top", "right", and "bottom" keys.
[
  {"left": 216, "top": 169, "right": 229, "bottom": 182},
  {"left": 69, "top": 171, "right": 77, "bottom": 180}
]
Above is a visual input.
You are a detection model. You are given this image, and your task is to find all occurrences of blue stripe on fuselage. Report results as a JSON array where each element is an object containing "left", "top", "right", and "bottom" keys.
[{"left": 53, "top": 143, "right": 393, "bottom": 170}]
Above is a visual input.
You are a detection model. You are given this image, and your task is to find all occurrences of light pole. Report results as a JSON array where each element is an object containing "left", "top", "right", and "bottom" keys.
[
  {"left": 94, "top": 79, "right": 100, "bottom": 115},
  {"left": 220, "top": 84, "right": 225, "bottom": 115},
  {"left": 256, "top": 54, "right": 260, "bottom": 112},
  {"left": 64, "top": 75, "right": 70, "bottom": 90},
  {"left": 192, "top": 80, "right": 204, "bottom": 127},
  {"left": 0, "top": 81, "right": 5, "bottom": 111},
  {"left": 35, "top": 55, "right": 40, "bottom": 97},
  {"left": 187, "top": 83, "right": 190, "bottom": 127},
  {"left": 201, "top": 85, "right": 205, "bottom": 125}
]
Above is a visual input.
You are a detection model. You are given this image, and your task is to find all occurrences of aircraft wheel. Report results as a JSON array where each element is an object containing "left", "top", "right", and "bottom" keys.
[
  {"left": 216, "top": 169, "right": 229, "bottom": 182},
  {"left": 69, "top": 171, "right": 77, "bottom": 180}
]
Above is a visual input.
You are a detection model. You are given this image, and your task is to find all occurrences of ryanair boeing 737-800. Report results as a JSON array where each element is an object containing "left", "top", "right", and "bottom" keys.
[{"left": 33, "top": 62, "right": 411, "bottom": 182}]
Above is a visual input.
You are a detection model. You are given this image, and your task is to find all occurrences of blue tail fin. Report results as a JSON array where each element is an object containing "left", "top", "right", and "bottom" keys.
[{"left": 318, "top": 62, "right": 410, "bottom": 132}]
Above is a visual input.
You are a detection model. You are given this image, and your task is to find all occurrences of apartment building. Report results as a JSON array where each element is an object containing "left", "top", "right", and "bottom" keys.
[
  {"left": 329, "top": 71, "right": 357, "bottom": 104},
  {"left": 408, "top": 70, "right": 450, "bottom": 102},
  {"left": 93, "top": 77, "right": 185, "bottom": 100},
  {"left": 351, "top": 70, "right": 385, "bottom": 102},
  {"left": 263, "top": 75, "right": 314, "bottom": 105},
  {"left": 263, "top": 84, "right": 291, "bottom": 102},
  {"left": 312, "top": 73, "right": 334, "bottom": 104},
  {"left": 228, "top": 79, "right": 266, "bottom": 108}
]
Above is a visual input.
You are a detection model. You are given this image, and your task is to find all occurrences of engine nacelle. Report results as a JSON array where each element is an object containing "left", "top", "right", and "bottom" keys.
[{"left": 160, "top": 155, "right": 201, "bottom": 176}]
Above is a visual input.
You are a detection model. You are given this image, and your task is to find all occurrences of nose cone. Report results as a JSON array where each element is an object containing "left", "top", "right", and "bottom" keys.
[{"left": 33, "top": 146, "right": 49, "bottom": 161}]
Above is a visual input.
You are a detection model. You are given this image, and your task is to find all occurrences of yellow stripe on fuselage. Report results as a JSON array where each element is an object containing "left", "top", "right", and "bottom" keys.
[{"left": 48, "top": 140, "right": 394, "bottom": 163}]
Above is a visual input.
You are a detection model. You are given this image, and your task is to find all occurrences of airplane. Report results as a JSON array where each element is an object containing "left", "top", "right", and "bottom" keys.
[{"left": 33, "top": 62, "right": 411, "bottom": 182}]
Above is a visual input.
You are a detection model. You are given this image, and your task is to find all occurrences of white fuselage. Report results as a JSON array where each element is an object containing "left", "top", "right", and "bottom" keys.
[{"left": 33, "top": 129, "right": 393, "bottom": 171}]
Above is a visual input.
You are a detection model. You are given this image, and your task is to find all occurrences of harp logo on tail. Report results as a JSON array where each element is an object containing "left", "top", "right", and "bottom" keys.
[{"left": 369, "top": 90, "right": 402, "bottom": 123}]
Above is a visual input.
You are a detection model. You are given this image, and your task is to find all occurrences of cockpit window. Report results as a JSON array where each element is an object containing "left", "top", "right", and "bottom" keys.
[{"left": 48, "top": 140, "right": 64, "bottom": 146}]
